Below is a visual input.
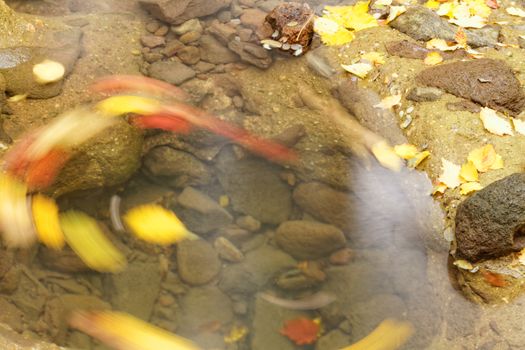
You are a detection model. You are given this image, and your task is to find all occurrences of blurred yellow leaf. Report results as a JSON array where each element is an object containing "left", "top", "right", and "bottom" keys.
[
  {"left": 394, "top": 144, "right": 418, "bottom": 160},
  {"left": 424, "top": 51, "right": 444, "bottom": 65},
  {"left": 371, "top": 141, "right": 403, "bottom": 172},
  {"left": 224, "top": 325, "right": 249, "bottom": 344},
  {"left": 438, "top": 158, "right": 461, "bottom": 189},
  {"left": 467, "top": 144, "right": 503, "bottom": 172},
  {"left": 124, "top": 204, "right": 194, "bottom": 245},
  {"left": 70, "top": 310, "right": 202, "bottom": 350},
  {"left": 460, "top": 181, "right": 483, "bottom": 195},
  {"left": 479, "top": 107, "right": 513, "bottom": 136},
  {"left": 96, "top": 95, "right": 162, "bottom": 117},
  {"left": 407, "top": 150, "right": 430, "bottom": 169},
  {"left": 314, "top": 18, "right": 355, "bottom": 46},
  {"left": 459, "top": 161, "right": 479, "bottom": 182},
  {"left": 61, "top": 210, "right": 126, "bottom": 273},
  {"left": 340, "top": 318, "right": 414, "bottom": 350},
  {"left": 32, "top": 194, "right": 64, "bottom": 250}
]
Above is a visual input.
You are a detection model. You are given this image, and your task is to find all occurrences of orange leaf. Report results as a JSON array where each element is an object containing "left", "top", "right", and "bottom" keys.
[
  {"left": 280, "top": 317, "right": 320, "bottom": 345},
  {"left": 482, "top": 271, "right": 506, "bottom": 287}
]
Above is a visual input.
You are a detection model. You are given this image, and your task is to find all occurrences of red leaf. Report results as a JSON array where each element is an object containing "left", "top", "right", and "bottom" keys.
[{"left": 280, "top": 317, "right": 320, "bottom": 345}]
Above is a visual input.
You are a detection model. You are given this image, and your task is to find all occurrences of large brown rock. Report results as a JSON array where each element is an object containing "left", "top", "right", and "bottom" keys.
[
  {"left": 139, "top": 0, "right": 231, "bottom": 24},
  {"left": 455, "top": 173, "right": 525, "bottom": 261},
  {"left": 417, "top": 58, "right": 525, "bottom": 116}
]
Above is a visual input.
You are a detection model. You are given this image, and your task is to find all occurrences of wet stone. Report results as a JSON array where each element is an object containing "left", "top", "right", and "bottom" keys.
[
  {"left": 240, "top": 8, "right": 267, "bottom": 31},
  {"left": 177, "top": 186, "right": 233, "bottom": 234},
  {"left": 172, "top": 19, "right": 203, "bottom": 35},
  {"left": 207, "top": 21, "right": 237, "bottom": 45},
  {"left": 406, "top": 86, "right": 444, "bottom": 102},
  {"left": 418, "top": 59, "right": 525, "bottom": 116},
  {"left": 179, "top": 30, "right": 201, "bottom": 44},
  {"left": 162, "top": 39, "right": 184, "bottom": 57},
  {"left": 148, "top": 60, "right": 196, "bottom": 85},
  {"left": 446, "top": 100, "right": 482, "bottom": 113},
  {"left": 177, "top": 239, "right": 221, "bottom": 285},
  {"left": 0, "top": 297, "right": 24, "bottom": 333},
  {"left": 329, "top": 248, "right": 353, "bottom": 265},
  {"left": 228, "top": 40, "right": 272, "bottom": 68},
  {"left": 275, "top": 268, "right": 322, "bottom": 290},
  {"left": 236, "top": 215, "right": 261, "bottom": 232},
  {"left": 140, "top": 0, "right": 231, "bottom": 24},
  {"left": 455, "top": 173, "right": 525, "bottom": 261},
  {"left": 38, "top": 246, "right": 90, "bottom": 273},
  {"left": 200, "top": 34, "right": 239, "bottom": 64},
  {"left": 154, "top": 25, "right": 169, "bottom": 36},
  {"left": 315, "top": 329, "right": 349, "bottom": 350},
  {"left": 385, "top": 40, "right": 466, "bottom": 60},
  {"left": 214, "top": 236, "right": 244, "bottom": 262},
  {"left": 140, "top": 34, "right": 166, "bottom": 48},
  {"left": 276, "top": 220, "right": 346, "bottom": 260},
  {"left": 145, "top": 20, "right": 161, "bottom": 33},
  {"left": 177, "top": 46, "right": 201, "bottom": 65}
]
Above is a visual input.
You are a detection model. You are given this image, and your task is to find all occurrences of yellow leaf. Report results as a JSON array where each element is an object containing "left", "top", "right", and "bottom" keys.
[
  {"left": 371, "top": 141, "right": 403, "bottom": 172},
  {"left": 425, "top": 0, "right": 440, "bottom": 9},
  {"left": 374, "top": 94, "right": 402, "bottom": 109},
  {"left": 361, "top": 51, "right": 386, "bottom": 65},
  {"left": 32, "top": 194, "right": 64, "bottom": 250},
  {"left": 506, "top": 7, "right": 525, "bottom": 17},
  {"left": 460, "top": 181, "right": 483, "bottom": 195},
  {"left": 340, "top": 318, "right": 413, "bottom": 350},
  {"left": 314, "top": 17, "right": 355, "bottom": 46},
  {"left": 60, "top": 210, "right": 127, "bottom": 273},
  {"left": 518, "top": 248, "right": 525, "bottom": 266},
  {"left": 449, "top": 15, "right": 487, "bottom": 28},
  {"left": 459, "top": 161, "right": 478, "bottom": 182},
  {"left": 426, "top": 38, "right": 459, "bottom": 51},
  {"left": 424, "top": 51, "right": 443, "bottom": 65},
  {"left": 407, "top": 150, "right": 430, "bottom": 168},
  {"left": 96, "top": 95, "right": 162, "bottom": 117},
  {"left": 467, "top": 0, "right": 491, "bottom": 17},
  {"left": 467, "top": 144, "right": 502, "bottom": 172},
  {"left": 438, "top": 158, "right": 461, "bottom": 189},
  {"left": 325, "top": 1, "right": 379, "bottom": 31},
  {"left": 224, "top": 325, "right": 249, "bottom": 344},
  {"left": 70, "top": 310, "right": 202, "bottom": 350},
  {"left": 453, "top": 259, "right": 473, "bottom": 270},
  {"left": 454, "top": 27, "right": 468, "bottom": 47},
  {"left": 432, "top": 182, "right": 447, "bottom": 195},
  {"left": 479, "top": 107, "right": 514, "bottom": 136},
  {"left": 394, "top": 144, "right": 418, "bottom": 159},
  {"left": 386, "top": 5, "right": 407, "bottom": 23},
  {"left": 512, "top": 118, "right": 525, "bottom": 135},
  {"left": 341, "top": 62, "right": 373, "bottom": 78},
  {"left": 437, "top": 2, "right": 457, "bottom": 18},
  {"left": 124, "top": 204, "right": 194, "bottom": 245}
]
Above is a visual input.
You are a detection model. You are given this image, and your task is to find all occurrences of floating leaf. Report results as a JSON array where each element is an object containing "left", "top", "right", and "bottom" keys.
[
  {"left": 424, "top": 51, "right": 444, "bottom": 65},
  {"left": 280, "top": 318, "right": 320, "bottom": 345},
  {"left": 512, "top": 118, "right": 525, "bottom": 136},
  {"left": 506, "top": 6, "right": 525, "bottom": 17},
  {"left": 341, "top": 62, "right": 373, "bottom": 78},
  {"left": 467, "top": 144, "right": 503, "bottom": 172},
  {"left": 453, "top": 259, "right": 473, "bottom": 270},
  {"left": 374, "top": 94, "right": 402, "bottom": 109},
  {"left": 394, "top": 144, "right": 418, "bottom": 159},
  {"left": 340, "top": 318, "right": 414, "bottom": 350},
  {"left": 96, "top": 95, "right": 162, "bottom": 117},
  {"left": 460, "top": 181, "right": 483, "bottom": 195},
  {"left": 70, "top": 310, "right": 202, "bottom": 350},
  {"left": 371, "top": 141, "right": 403, "bottom": 172},
  {"left": 124, "top": 204, "right": 195, "bottom": 245},
  {"left": 459, "top": 161, "right": 478, "bottom": 182},
  {"left": 33, "top": 59, "right": 65, "bottom": 84},
  {"left": 438, "top": 158, "right": 461, "bottom": 189},
  {"left": 479, "top": 107, "right": 513, "bottom": 136},
  {"left": 32, "top": 194, "right": 64, "bottom": 250},
  {"left": 61, "top": 210, "right": 127, "bottom": 273}
]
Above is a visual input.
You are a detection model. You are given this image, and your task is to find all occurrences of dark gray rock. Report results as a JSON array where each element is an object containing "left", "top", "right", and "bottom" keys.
[
  {"left": 177, "top": 239, "right": 221, "bottom": 285},
  {"left": 293, "top": 182, "right": 353, "bottom": 233},
  {"left": 390, "top": 6, "right": 500, "bottom": 48},
  {"left": 217, "top": 157, "right": 292, "bottom": 225},
  {"left": 276, "top": 220, "right": 346, "bottom": 260},
  {"left": 148, "top": 60, "right": 196, "bottom": 85},
  {"left": 418, "top": 59, "right": 525, "bottom": 116},
  {"left": 143, "top": 146, "right": 213, "bottom": 188},
  {"left": 219, "top": 244, "right": 296, "bottom": 294},
  {"left": 177, "top": 186, "right": 233, "bottom": 234},
  {"left": 406, "top": 86, "right": 444, "bottom": 102},
  {"left": 455, "top": 173, "right": 525, "bottom": 261},
  {"left": 104, "top": 261, "right": 161, "bottom": 320},
  {"left": 139, "top": 0, "right": 231, "bottom": 24}
]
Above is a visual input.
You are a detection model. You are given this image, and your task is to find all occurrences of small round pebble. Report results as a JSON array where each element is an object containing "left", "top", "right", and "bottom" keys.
[{"left": 329, "top": 248, "right": 353, "bottom": 265}]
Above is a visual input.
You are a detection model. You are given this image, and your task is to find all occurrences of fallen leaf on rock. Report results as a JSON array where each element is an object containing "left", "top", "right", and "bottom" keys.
[
  {"left": 466, "top": 47, "right": 484, "bottom": 58},
  {"left": 459, "top": 161, "right": 478, "bottom": 182},
  {"left": 506, "top": 6, "right": 525, "bottom": 17},
  {"left": 394, "top": 144, "right": 418, "bottom": 159},
  {"left": 432, "top": 182, "right": 447, "bottom": 195},
  {"left": 449, "top": 15, "right": 487, "bottom": 28},
  {"left": 454, "top": 27, "right": 468, "bottom": 47},
  {"left": 485, "top": 0, "right": 498, "bottom": 9},
  {"left": 460, "top": 181, "right": 483, "bottom": 195},
  {"left": 371, "top": 141, "right": 403, "bottom": 171},
  {"left": 467, "top": 144, "right": 503, "bottom": 172},
  {"left": 479, "top": 107, "right": 514, "bottom": 136},
  {"left": 340, "top": 318, "right": 414, "bottom": 350},
  {"left": 386, "top": 5, "right": 407, "bottom": 23},
  {"left": 453, "top": 259, "right": 473, "bottom": 270},
  {"left": 482, "top": 270, "right": 506, "bottom": 287},
  {"left": 325, "top": 1, "right": 379, "bottom": 31},
  {"left": 512, "top": 118, "right": 525, "bottom": 135},
  {"left": 426, "top": 38, "right": 459, "bottom": 51},
  {"left": 374, "top": 94, "right": 402, "bottom": 109},
  {"left": 407, "top": 150, "right": 430, "bottom": 168},
  {"left": 438, "top": 158, "right": 461, "bottom": 189},
  {"left": 424, "top": 51, "right": 444, "bottom": 65},
  {"left": 280, "top": 317, "right": 320, "bottom": 345},
  {"left": 341, "top": 62, "right": 373, "bottom": 78},
  {"left": 361, "top": 51, "right": 386, "bottom": 65},
  {"left": 314, "top": 17, "right": 355, "bottom": 46},
  {"left": 518, "top": 248, "right": 525, "bottom": 265}
]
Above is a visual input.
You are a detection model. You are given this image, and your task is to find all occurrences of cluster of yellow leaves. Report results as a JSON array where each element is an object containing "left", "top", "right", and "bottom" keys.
[
  {"left": 314, "top": 1, "right": 378, "bottom": 46},
  {"left": 394, "top": 144, "right": 431, "bottom": 169},
  {"left": 425, "top": 0, "right": 491, "bottom": 28},
  {"left": 433, "top": 144, "right": 503, "bottom": 195},
  {"left": 479, "top": 107, "right": 525, "bottom": 136}
]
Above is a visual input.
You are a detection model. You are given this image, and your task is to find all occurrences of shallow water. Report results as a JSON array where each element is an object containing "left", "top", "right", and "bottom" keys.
[{"left": 2, "top": 0, "right": 525, "bottom": 349}]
